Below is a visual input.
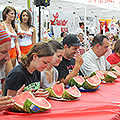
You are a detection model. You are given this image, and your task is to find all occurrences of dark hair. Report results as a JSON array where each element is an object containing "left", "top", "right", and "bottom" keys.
[
  {"left": 113, "top": 40, "right": 120, "bottom": 54},
  {"left": 91, "top": 34, "right": 109, "bottom": 47},
  {"left": 79, "top": 22, "right": 84, "bottom": 27},
  {"left": 60, "top": 32, "right": 65, "bottom": 37},
  {"left": 2, "top": 6, "right": 16, "bottom": 30},
  {"left": 48, "top": 40, "right": 64, "bottom": 52},
  {"left": 21, "top": 42, "right": 55, "bottom": 67},
  {"left": 20, "top": 9, "right": 32, "bottom": 27}
]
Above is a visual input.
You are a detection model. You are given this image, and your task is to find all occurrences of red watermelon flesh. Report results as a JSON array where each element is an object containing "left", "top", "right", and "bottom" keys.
[
  {"left": 23, "top": 97, "right": 51, "bottom": 113},
  {"left": 73, "top": 76, "right": 85, "bottom": 85},
  {"left": 112, "top": 66, "right": 120, "bottom": 72},
  {"left": 95, "top": 71, "right": 104, "bottom": 79},
  {"left": 11, "top": 91, "right": 35, "bottom": 109},
  {"left": 66, "top": 86, "right": 80, "bottom": 97},
  {"left": 87, "top": 75, "right": 101, "bottom": 85},
  {"left": 32, "top": 97, "right": 51, "bottom": 108},
  {"left": 51, "top": 83, "right": 65, "bottom": 98}
]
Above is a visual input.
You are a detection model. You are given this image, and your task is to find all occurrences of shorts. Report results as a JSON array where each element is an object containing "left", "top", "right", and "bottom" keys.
[
  {"left": 9, "top": 47, "right": 17, "bottom": 59},
  {"left": 20, "top": 44, "right": 33, "bottom": 55}
]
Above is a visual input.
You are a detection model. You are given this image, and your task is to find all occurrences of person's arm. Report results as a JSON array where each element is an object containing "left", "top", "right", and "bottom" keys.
[
  {"left": 60, "top": 55, "right": 83, "bottom": 85},
  {"left": 0, "top": 23, "right": 5, "bottom": 29},
  {"left": 32, "top": 26, "right": 36, "bottom": 45},
  {"left": 14, "top": 36, "right": 21, "bottom": 62}
]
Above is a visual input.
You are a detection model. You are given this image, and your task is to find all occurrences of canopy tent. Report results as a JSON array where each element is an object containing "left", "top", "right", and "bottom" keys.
[{"left": 1, "top": 0, "right": 120, "bottom": 19}]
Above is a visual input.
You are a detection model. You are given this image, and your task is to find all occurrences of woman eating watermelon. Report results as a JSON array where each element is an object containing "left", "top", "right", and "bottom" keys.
[
  {"left": 41, "top": 40, "right": 64, "bottom": 89},
  {"left": 4, "top": 42, "right": 55, "bottom": 97}
]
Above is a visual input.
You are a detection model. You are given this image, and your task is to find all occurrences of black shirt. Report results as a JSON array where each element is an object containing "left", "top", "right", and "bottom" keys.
[
  {"left": 4, "top": 63, "right": 41, "bottom": 96},
  {"left": 55, "top": 57, "right": 83, "bottom": 80}
]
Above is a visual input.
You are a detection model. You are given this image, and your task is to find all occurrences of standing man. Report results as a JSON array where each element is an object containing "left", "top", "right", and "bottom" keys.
[
  {"left": 80, "top": 34, "right": 120, "bottom": 77},
  {"left": 75, "top": 22, "right": 84, "bottom": 35},
  {"left": 55, "top": 34, "right": 83, "bottom": 85}
]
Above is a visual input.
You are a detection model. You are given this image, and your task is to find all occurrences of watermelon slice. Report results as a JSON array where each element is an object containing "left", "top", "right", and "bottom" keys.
[
  {"left": 45, "top": 83, "right": 65, "bottom": 98},
  {"left": 10, "top": 91, "right": 35, "bottom": 112},
  {"left": 62, "top": 86, "right": 81, "bottom": 100},
  {"left": 90, "top": 71, "right": 104, "bottom": 80},
  {"left": 112, "top": 66, "right": 120, "bottom": 72},
  {"left": 104, "top": 72, "right": 117, "bottom": 83},
  {"left": 23, "top": 97, "right": 51, "bottom": 113},
  {"left": 68, "top": 76, "right": 85, "bottom": 88},
  {"left": 83, "top": 75, "right": 101, "bottom": 90}
]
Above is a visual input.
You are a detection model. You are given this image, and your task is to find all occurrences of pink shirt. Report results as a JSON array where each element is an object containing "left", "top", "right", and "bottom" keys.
[{"left": 107, "top": 52, "right": 120, "bottom": 65}]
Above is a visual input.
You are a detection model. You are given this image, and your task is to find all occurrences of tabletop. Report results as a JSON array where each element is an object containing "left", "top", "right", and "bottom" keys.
[{"left": 0, "top": 78, "right": 120, "bottom": 120}]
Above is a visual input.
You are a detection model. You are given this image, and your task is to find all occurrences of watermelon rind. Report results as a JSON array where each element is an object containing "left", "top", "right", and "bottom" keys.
[
  {"left": 10, "top": 91, "right": 35, "bottom": 112},
  {"left": 82, "top": 75, "right": 101, "bottom": 90},
  {"left": 104, "top": 72, "right": 117, "bottom": 83},
  {"left": 23, "top": 97, "right": 51, "bottom": 113},
  {"left": 45, "top": 83, "right": 65, "bottom": 98},
  {"left": 112, "top": 66, "right": 120, "bottom": 72},
  {"left": 68, "top": 76, "right": 85, "bottom": 88},
  {"left": 90, "top": 71, "right": 104, "bottom": 80},
  {"left": 62, "top": 86, "right": 81, "bottom": 100}
]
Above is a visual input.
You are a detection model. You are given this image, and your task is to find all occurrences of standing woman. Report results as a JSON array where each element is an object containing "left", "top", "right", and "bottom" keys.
[
  {"left": 17, "top": 9, "right": 36, "bottom": 56},
  {"left": 0, "top": 6, "right": 21, "bottom": 71},
  {"left": 41, "top": 40, "right": 64, "bottom": 89}
]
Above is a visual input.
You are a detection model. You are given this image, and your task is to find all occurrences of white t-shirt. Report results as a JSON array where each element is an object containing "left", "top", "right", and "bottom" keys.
[
  {"left": 74, "top": 27, "right": 84, "bottom": 35},
  {"left": 80, "top": 48, "right": 111, "bottom": 76}
]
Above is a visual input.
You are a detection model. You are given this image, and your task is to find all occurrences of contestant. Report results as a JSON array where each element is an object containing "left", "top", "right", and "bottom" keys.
[
  {"left": 0, "top": 27, "right": 24, "bottom": 112},
  {"left": 41, "top": 40, "right": 64, "bottom": 89},
  {"left": 17, "top": 9, "right": 36, "bottom": 56},
  {"left": 4, "top": 42, "right": 54, "bottom": 97},
  {"left": 107, "top": 40, "right": 120, "bottom": 65}
]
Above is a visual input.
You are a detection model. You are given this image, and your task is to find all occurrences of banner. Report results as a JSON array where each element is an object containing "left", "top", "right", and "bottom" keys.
[{"left": 49, "top": 10, "right": 73, "bottom": 38}]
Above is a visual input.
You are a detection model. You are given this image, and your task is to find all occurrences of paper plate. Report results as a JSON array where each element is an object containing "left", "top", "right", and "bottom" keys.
[{"left": 66, "top": 85, "right": 100, "bottom": 92}]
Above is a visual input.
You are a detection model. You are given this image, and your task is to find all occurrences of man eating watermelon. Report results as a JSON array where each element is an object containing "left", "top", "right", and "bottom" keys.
[{"left": 80, "top": 34, "right": 120, "bottom": 77}]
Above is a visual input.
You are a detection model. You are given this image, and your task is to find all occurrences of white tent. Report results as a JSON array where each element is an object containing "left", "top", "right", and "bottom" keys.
[{"left": 1, "top": 0, "right": 120, "bottom": 19}]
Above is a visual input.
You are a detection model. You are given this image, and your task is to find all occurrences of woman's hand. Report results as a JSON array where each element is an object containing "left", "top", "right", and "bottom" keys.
[{"left": 33, "top": 89, "right": 49, "bottom": 98}]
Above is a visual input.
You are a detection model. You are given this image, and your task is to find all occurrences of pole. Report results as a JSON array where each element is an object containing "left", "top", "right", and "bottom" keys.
[
  {"left": 84, "top": 3, "right": 87, "bottom": 52},
  {"left": 39, "top": 6, "right": 41, "bottom": 42}
]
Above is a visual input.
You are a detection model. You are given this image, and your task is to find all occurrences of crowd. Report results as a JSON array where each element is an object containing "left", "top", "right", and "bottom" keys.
[{"left": 0, "top": 6, "right": 120, "bottom": 112}]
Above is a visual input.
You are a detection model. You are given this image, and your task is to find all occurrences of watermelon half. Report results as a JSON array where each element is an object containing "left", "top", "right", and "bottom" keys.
[
  {"left": 62, "top": 86, "right": 81, "bottom": 100},
  {"left": 90, "top": 71, "right": 104, "bottom": 80},
  {"left": 45, "top": 83, "right": 65, "bottom": 98},
  {"left": 23, "top": 97, "right": 51, "bottom": 113},
  {"left": 68, "top": 76, "right": 85, "bottom": 88},
  {"left": 82, "top": 75, "right": 101, "bottom": 90},
  {"left": 10, "top": 91, "right": 35, "bottom": 112},
  {"left": 112, "top": 66, "right": 120, "bottom": 72},
  {"left": 104, "top": 72, "right": 117, "bottom": 83}
]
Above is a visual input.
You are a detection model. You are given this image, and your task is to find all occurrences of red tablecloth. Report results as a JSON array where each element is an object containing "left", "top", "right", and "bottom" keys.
[{"left": 1, "top": 79, "right": 120, "bottom": 120}]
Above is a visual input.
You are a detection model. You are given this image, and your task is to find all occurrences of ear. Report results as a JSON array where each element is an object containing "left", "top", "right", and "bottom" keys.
[
  {"left": 64, "top": 44, "right": 68, "bottom": 50},
  {"left": 32, "top": 54, "right": 38, "bottom": 61},
  {"left": 95, "top": 43, "right": 100, "bottom": 48}
]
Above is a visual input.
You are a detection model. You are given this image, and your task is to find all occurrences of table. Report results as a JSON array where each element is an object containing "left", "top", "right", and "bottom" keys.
[{"left": 1, "top": 78, "right": 120, "bottom": 120}]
